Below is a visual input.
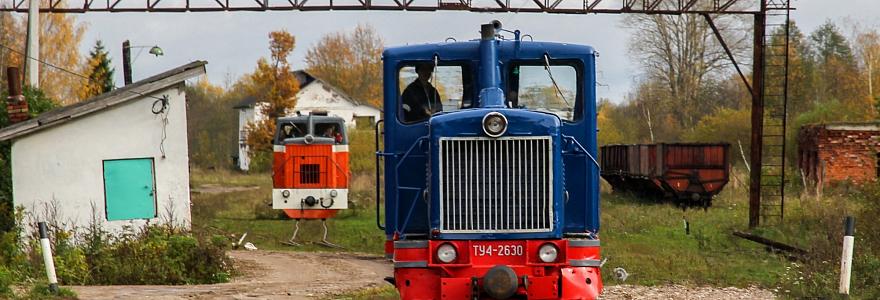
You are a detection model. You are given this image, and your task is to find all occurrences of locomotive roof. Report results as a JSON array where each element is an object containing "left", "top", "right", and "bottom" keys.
[
  {"left": 277, "top": 114, "right": 345, "bottom": 123},
  {"left": 382, "top": 40, "right": 595, "bottom": 59}
]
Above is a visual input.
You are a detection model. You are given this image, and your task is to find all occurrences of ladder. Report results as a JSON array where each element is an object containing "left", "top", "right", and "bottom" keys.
[{"left": 759, "top": 0, "right": 791, "bottom": 225}]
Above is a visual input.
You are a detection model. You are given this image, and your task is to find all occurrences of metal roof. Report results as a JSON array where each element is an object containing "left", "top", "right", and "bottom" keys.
[{"left": 0, "top": 61, "right": 207, "bottom": 141}]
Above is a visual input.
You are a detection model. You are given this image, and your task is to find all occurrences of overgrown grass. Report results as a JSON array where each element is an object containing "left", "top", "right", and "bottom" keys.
[
  {"left": 600, "top": 187, "right": 788, "bottom": 288},
  {"left": 191, "top": 171, "right": 386, "bottom": 254}
]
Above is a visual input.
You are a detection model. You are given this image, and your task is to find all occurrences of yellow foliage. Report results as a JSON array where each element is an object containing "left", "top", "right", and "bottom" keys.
[
  {"left": 245, "top": 30, "right": 300, "bottom": 155},
  {"left": 305, "top": 24, "right": 383, "bottom": 108}
]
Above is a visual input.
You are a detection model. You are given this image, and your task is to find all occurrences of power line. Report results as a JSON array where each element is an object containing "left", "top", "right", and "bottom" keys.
[
  {"left": 0, "top": 42, "right": 92, "bottom": 83},
  {"left": 0, "top": 42, "right": 167, "bottom": 102}
]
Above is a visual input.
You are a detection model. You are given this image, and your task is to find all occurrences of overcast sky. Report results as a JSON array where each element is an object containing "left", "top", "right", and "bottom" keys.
[{"left": 69, "top": 0, "right": 879, "bottom": 103}]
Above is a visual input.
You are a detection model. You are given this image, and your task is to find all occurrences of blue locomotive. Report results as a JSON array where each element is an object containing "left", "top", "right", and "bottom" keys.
[{"left": 377, "top": 21, "right": 602, "bottom": 299}]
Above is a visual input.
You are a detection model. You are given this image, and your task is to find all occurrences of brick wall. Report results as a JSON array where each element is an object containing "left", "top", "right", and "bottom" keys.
[
  {"left": 6, "top": 96, "right": 28, "bottom": 124},
  {"left": 798, "top": 124, "right": 880, "bottom": 187}
]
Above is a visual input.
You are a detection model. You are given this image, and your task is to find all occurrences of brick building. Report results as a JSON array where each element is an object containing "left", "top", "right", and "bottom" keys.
[{"left": 798, "top": 122, "right": 880, "bottom": 187}]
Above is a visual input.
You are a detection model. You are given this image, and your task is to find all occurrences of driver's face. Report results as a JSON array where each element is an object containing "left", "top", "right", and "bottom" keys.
[{"left": 417, "top": 67, "right": 433, "bottom": 82}]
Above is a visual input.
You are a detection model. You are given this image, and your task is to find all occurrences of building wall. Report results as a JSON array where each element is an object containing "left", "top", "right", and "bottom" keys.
[
  {"left": 292, "top": 82, "right": 381, "bottom": 127},
  {"left": 799, "top": 124, "right": 880, "bottom": 187},
  {"left": 237, "top": 107, "right": 257, "bottom": 171},
  {"left": 11, "top": 84, "right": 192, "bottom": 235}
]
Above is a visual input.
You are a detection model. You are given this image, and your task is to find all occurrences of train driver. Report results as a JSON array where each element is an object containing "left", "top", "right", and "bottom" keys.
[{"left": 401, "top": 63, "right": 443, "bottom": 123}]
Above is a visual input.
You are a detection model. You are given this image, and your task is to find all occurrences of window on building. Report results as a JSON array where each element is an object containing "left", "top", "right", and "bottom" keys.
[
  {"left": 354, "top": 116, "right": 375, "bottom": 129},
  {"left": 103, "top": 158, "right": 157, "bottom": 221}
]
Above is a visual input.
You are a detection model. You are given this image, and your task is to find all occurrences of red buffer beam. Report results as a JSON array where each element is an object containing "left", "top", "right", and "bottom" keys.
[{"left": 0, "top": 0, "right": 761, "bottom": 14}]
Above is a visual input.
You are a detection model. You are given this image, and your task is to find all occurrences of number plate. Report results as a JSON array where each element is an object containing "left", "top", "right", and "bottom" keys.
[{"left": 472, "top": 243, "right": 524, "bottom": 257}]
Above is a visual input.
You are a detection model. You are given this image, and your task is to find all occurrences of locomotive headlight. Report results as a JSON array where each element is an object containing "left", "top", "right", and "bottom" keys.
[
  {"left": 538, "top": 243, "right": 559, "bottom": 263},
  {"left": 282, "top": 190, "right": 291, "bottom": 198},
  {"left": 436, "top": 243, "right": 458, "bottom": 263},
  {"left": 482, "top": 112, "right": 508, "bottom": 137},
  {"left": 330, "top": 190, "right": 338, "bottom": 198}
]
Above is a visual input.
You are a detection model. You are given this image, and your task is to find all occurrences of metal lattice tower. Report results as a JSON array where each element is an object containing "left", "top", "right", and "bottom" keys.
[{"left": 757, "top": 0, "right": 790, "bottom": 225}]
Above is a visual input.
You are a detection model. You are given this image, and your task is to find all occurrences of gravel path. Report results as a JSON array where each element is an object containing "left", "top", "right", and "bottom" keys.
[
  {"left": 603, "top": 284, "right": 775, "bottom": 299},
  {"left": 69, "top": 250, "right": 392, "bottom": 299}
]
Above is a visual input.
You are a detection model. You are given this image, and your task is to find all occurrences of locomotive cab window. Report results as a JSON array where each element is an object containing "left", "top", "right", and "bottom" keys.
[
  {"left": 314, "top": 121, "right": 347, "bottom": 144},
  {"left": 508, "top": 61, "right": 582, "bottom": 122},
  {"left": 276, "top": 120, "right": 308, "bottom": 143},
  {"left": 398, "top": 62, "right": 473, "bottom": 124}
]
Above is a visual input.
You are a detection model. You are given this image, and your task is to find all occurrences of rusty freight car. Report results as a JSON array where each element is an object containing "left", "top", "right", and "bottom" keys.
[{"left": 600, "top": 143, "right": 731, "bottom": 207}]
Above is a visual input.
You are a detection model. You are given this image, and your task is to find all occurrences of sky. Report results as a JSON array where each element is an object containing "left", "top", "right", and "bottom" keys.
[{"left": 61, "top": 0, "right": 880, "bottom": 104}]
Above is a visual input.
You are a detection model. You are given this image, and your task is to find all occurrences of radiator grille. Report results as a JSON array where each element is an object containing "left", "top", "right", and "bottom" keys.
[{"left": 439, "top": 136, "right": 553, "bottom": 233}]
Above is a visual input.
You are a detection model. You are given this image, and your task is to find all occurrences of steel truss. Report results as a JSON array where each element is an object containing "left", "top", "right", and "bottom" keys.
[{"left": 0, "top": 0, "right": 761, "bottom": 14}]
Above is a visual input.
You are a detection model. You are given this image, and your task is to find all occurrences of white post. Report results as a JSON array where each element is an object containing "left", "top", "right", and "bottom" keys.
[
  {"left": 38, "top": 222, "right": 58, "bottom": 293},
  {"left": 25, "top": 0, "right": 40, "bottom": 88},
  {"left": 839, "top": 216, "right": 855, "bottom": 295}
]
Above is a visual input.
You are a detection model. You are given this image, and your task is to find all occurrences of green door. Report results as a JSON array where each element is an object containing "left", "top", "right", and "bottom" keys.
[{"left": 103, "top": 158, "right": 157, "bottom": 221}]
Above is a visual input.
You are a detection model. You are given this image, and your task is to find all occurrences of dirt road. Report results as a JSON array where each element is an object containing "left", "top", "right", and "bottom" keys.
[
  {"left": 69, "top": 250, "right": 393, "bottom": 300},
  {"left": 70, "top": 250, "right": 775, "bottom": 299}
]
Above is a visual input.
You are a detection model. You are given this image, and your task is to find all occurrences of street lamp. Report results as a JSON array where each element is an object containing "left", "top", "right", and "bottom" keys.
[{"left": 122, "top": 40, "right": 164, "bottom": 85}]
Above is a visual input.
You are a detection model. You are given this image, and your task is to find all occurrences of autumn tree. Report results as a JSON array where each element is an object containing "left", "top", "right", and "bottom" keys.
[
  {"left": 78, "top": 40, "right": 115, "bottom": 99},
  {"left": 244, "top": 30, "right": 300, "bottom": 171},
  {"left": 305, "top": 24, "right": 383, "bottom": 108},
  {"left": 0, "top": 8, "right": 85, "bottom": 104},
  {"left": 852, "top": 25, "right": 880, "bottom": 112},
  {"left": 624, "top": 6, "right": 749, "bottom": 129}
]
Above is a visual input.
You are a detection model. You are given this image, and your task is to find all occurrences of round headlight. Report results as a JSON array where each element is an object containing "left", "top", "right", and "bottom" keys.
[
  {"left": 329, "top": 190, "right": 338, "bottom": 198},
  {"left": 281, "top": 190, "right": 291, "bottom": 198},
  {"left": 482, "top": 112, "right": 508, "bottom": 137},
  {"left": 437, "top": 243, "right": 458, "bottom": 263},
  {"left": 538, "top": 243, "right": 559, "bottom": 263}
]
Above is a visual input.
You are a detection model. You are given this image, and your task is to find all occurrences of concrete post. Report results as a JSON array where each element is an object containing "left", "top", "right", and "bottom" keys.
[{"left": 25, "top": 0, "right": 40, "bottom": 87}]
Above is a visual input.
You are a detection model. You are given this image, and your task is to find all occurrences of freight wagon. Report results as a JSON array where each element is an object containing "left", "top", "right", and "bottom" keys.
[{"left": 600, "top": 143, "right": 730, "bottom": 207}]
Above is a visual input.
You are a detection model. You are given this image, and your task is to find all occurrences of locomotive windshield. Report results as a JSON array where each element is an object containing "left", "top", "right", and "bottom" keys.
[
  {"left": 274, "top": 117, "right": 347, "bottom": 144},
  {"left": 508, "top": 61, "right": 582, "bottom": 121},
  {"left": 398, "top": 62, "right": 474, "bottom": 124}
]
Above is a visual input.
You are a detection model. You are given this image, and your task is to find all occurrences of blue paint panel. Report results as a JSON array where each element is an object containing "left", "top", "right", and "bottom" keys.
[{"left": 104, "top": 158, "right": 156, "bottom": 221}]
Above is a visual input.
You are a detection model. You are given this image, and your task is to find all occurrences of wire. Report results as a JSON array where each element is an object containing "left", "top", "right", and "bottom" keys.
[
  {"left": 543, "top": 54, "right": 572, "bottom": 107},
  {"left": 0, "top": 42, "right": 169, "bottom": 103},
  {"left": 0, "top": 42, "right": 92, "bottom": 83},
  {"left": 2, "top": 42, "right": 173, "bottom": 159}
]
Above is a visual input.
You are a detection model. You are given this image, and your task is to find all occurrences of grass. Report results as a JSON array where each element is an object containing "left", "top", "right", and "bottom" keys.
[
  {"left": 191, "top": 170, "right": 386, "bottom": 254},
  {"left": 193, "top": 163, "right": 880, "bottom": 298},
  {"left": 600, "top": 187, "right": 788, "bottom": 288}
]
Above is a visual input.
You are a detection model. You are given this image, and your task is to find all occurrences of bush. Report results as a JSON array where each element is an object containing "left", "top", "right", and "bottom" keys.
[
  {"left": 0, "top": 265, "right": 13, "bottom": 298},
  {"left": 776, "top": 184, "right": 880, "bottom": 298}
]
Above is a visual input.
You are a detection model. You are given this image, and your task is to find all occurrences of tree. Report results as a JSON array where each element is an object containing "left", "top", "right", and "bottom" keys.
[
  {"left": 0, "top": 10, "right": 86, "bottom": 104},
  {"left": 186, "top": 78, "right": 243, "bottom": 169},
  {"left": 808, "top": 20, "right": 869, "bottom": 115},
  {"left": 852, "top": 25, "right": 880, "bottom": 113},
  {"left": 78, "top": 40, "right": 115, "bottom": 100},
  {"left": 305, "top": 24, "right": 383, "bottom": 108},
  {"left": 623, "top": 7, "right": 749, "bottom": 129},
  {"left": 37, "top": 11, "right": 87, "bottom": 104},
  {"left": 244, "top": 30, "right": 300, "bottom": 170}
]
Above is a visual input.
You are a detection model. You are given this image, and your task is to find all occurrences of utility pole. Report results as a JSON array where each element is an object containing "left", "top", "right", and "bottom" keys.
[
  {"left": 122, "top": 40, "right": 133, "bottom": 85},
  {"left": 24, "top": 0, "right": 39, "bottom": 87}
]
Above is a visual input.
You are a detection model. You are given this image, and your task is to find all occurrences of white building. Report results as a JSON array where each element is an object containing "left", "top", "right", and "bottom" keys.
[
  {"left": 0, "top": 61, "right": 206, "bottom": 235},
  {"left": 233, "top": 70, "right": 381, "bottom": 171}
]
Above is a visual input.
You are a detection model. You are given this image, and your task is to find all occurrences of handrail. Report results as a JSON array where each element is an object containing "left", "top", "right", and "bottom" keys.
[
  {"left": 562, "top": 135, "right": 600, "bottom": 171},
  {"left": 374, "top": 120, "right": 385, "bottom": 230}
]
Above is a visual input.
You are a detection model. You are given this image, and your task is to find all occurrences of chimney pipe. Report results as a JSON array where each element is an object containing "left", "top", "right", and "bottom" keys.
[
  {"left": 6, "top": 67, "right": 29, "bottom": 124},
  {"left": 122, "top": 40, "right": 133, "bottom": 85}
]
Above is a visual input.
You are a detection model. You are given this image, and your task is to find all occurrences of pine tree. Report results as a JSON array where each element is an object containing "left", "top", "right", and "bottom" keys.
[{"left": 78, "top": 40, "right": 115, "bottom": 100}]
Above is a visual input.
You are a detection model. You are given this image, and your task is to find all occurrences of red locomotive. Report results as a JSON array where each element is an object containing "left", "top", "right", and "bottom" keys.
[{"left": 272, "top": 114, "right": 349, "bottom": 247}]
